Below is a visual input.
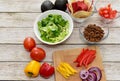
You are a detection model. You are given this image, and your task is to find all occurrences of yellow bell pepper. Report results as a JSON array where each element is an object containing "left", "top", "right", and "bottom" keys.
[
  {"left": 57, "top": 62, "right": 77, "bottom": 78},
  {"left": 63, "top": 62, "right": 77, "bottom": 73},
  {"left": 24, "top": 60, "right": 40, "bottom": 77}
]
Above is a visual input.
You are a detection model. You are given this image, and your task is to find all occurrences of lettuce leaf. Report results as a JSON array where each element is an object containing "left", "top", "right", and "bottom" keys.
[{"left": 38, "top": 14, "right": 69, "bottom": 43}]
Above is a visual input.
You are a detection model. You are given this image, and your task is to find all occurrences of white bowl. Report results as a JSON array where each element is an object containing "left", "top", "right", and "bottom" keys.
[{"left": 34, "top": 10, "right": 73, "bottom": 45}]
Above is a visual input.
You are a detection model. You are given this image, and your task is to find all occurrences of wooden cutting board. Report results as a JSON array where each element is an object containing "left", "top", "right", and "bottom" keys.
[{"left": 53, "top": 46, "right": 106, "bottom": 81}]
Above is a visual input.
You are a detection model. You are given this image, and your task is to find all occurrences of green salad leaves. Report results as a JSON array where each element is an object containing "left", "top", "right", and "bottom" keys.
[{"left": 38, "top": 14, "right": 69, "bottom": 43}]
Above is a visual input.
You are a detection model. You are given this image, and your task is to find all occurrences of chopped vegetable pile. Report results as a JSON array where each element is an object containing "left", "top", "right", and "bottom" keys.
[
  {"left": 99, "top": 4, "right": 117, "bottom": 19},
  {"left": 74, "top": 48, "right": 96, "bottom": 67},
  {"left": 57, "top": 62, "right": 77, "bottom": 78},
  {"left": 38, "top": 14, "right": 69, "bottom": 43},
  {"left": 80, "top": 67, "right": 102, "bottom": 81}
]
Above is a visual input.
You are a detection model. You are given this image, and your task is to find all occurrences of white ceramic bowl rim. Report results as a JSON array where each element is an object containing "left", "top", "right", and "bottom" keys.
[{"left": 34, "top": 10, "right": 73, "bottom": 45}]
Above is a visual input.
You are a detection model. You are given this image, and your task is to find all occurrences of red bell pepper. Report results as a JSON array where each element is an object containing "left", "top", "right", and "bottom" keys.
[
  {"left": 74, "top": 49, "right": 88, "bottom": 63},
  {"left": 87, "top": 55, "right": 96, "bottom": 65},
  {"left": 79, "top": 51, "right": 91, "bottom": 66},
  {"left": 74, "top": 48, "right": 96, "bottom": 67},
  {"left": 39, "top": 62, "right": 54, "bottom": 79}
]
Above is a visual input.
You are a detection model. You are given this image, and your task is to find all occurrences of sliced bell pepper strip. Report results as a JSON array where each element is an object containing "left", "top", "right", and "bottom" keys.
[
  {"left": 79, "top": 51, "right": 91, "bottom": 67},
  {"left": 60, "top": 63, "right": 73, "bottom": 75},
  {"left": 87, "top": 55, "right": 96, "bottom": 65},
  {"left": 74, "top": 49, "right": 85, "bottom": 63},
  {"left": 57, "top": 67, "right": 68, "bottom": 78},
  {"left": 74, "top": 48, "right": 96, "bottom": 67},
  {"left": 74, "top": 49, "right": 89, "bottom": 63},
  {"left": 63, "top": 63, "right": 77, "bottom": 73},
  {"left": 85, "top": 54, "right": 95, "bottom": 67}
]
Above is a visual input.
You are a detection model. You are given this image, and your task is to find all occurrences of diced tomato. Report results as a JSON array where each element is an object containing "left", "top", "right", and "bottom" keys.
[
  {"left": 103, "top": 9, "right": 109, "bottom": 14},
  {"left": 109, "top": 14, "right": 116, "bottom": 19},
  {"left": 99, "top": 8, "right": 104, "bottom": 16},
  {"left": 103, "top": 14, "right": 110, "bottom": 18},
  {"left": 107, "top": 4, "right": 112, "bottom": 11},
  {"left": 110, "top": 10, "right": 117, "bottom": 15},
  {"left": 99, "top": 11, "right": 103, "bottom": 16},
  {"left": 99, "top": 4, "right": 117, "bottom": 19},
  {"left": 109, "top": 10, "right": 117, "bottom": 19},
  {"left": 107, "top": 4, "right": 111, "bottom": 8}
]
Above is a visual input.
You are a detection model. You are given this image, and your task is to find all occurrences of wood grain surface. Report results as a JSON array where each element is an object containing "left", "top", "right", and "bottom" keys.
[{"left": 53, "top": 46, "right": 106, "bottom": 81}]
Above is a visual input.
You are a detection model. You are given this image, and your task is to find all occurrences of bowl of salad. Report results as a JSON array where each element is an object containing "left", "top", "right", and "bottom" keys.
[{"left": 34, "top": 10, "right": 73, "bottom": 45}]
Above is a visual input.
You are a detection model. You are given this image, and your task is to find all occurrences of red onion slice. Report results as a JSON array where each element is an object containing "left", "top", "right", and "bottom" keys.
[
  {"left": 82, "top": 79, "right": 86, "bottom": 81},
  {"left": 88, "top": 67, "right": 102, "bottom": 81},
  {"left": 87, "top": 72, "right": 97, "bottom": 81},
  {"left": 80, "top": 70, "right": 89, "bottom": 80}
]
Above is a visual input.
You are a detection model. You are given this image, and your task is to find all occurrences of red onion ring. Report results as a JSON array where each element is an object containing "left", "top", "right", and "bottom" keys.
[
  {"left": 87, "top": 72, "right": 97, "bottom": 81},
  {"left": 88, "top": 67, "right": 102, "bottom": 81},
  {"left": 80, "top": 70, "right": 89, "bottom": 80}
]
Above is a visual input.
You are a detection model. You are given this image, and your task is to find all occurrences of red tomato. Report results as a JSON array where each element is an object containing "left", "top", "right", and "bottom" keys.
[
  {"left": 103, "top": 9, "right": 109, "bottom": 14},
  {"left": 23, "top": 37, "right": 36, "bottom": 51},
  {"left": 99, "top": 8, "right": 104, "bottom": 16},
  {"left": 99, "top": 4, "right": 117, "bottom": 19},
  {"left": 106, "top": 4, "right": 112, "bottom": 11},
  {"left": 99, "top": 10, "right": 103, "bottom": 16},
  {"left": 103, "top": 14, "right": 109, "bottom": 18},
  {"left": 30, "top": 47, "right": 46, "bottom": 61}
]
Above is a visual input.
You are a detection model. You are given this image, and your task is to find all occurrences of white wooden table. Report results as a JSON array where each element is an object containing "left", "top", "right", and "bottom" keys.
[{"left": 0, "top": 0, "right": 120, "bottom": 80}]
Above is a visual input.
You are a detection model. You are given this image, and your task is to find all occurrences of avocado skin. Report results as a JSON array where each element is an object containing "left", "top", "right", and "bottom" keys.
[
  {"left": 41, "top": 0, "right": 54, "bottom": 12},
  {"left": 54, "top": 0, "right": 68, "bottom": 11}
]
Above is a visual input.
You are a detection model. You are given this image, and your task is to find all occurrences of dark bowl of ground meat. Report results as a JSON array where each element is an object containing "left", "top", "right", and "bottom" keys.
[{"left": 79, "top": 18, "right": 109, "bottom": 44}]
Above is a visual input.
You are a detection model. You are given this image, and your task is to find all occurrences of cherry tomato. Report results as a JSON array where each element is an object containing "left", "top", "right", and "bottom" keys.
[
  {"left": 23, "top": 37, "right": 36, "bottom": 51},
  {"left": 30, "top": 47, "right": 46, "bottom": 61}
]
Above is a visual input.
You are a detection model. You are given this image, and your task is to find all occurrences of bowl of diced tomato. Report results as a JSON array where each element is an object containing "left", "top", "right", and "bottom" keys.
[{"left": 95, "top": 0, "right": 120, "bottom": 24}]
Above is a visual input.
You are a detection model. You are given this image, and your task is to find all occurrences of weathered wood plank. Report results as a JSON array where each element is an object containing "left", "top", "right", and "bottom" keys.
[
  {"left": 0, "top": 27, "right": 120, "bottom": 44},
  {"left": 0, "top": 13, "right": 39, "bottom": 28},
  {"left": 0, "top": 13, "right": 120, "bottom": 28},
  {"left": 0, "top": 0, "right": 120, "bottom": 12},
  {"left": 0, "top": 45, "right": 120, "bottom": 62},
  {"left": 0, "top": 62, "right": 54, "bottom": 80},
  {"left": 0, "top": 62, "right": 119, "bottom": 80},
  {"left": 0, "top": 0, "right": 49, "bottom": 12}
]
